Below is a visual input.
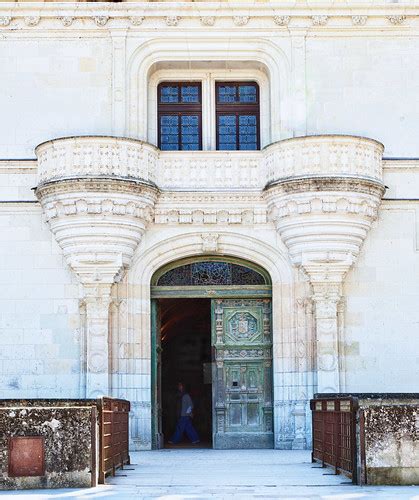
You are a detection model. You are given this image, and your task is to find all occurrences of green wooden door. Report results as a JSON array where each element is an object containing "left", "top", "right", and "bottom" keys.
[{"left": 212, "top": 298, "right": 273, "bottom": 449}]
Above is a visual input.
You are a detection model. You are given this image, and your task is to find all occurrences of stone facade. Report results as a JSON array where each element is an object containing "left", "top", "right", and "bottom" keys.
[{"left": 0, "top": 1, "right": 418, "bottom": 451}]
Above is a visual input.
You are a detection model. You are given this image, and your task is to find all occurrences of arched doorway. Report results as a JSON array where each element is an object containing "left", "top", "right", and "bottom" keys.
[{"left": 151, "top": 256, "right": 273, "bottom": 450}]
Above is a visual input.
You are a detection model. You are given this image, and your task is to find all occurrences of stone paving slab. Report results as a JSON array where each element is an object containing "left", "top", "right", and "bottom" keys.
[{"left": 2, "top": 450, "right": 419, "bottom": 499}]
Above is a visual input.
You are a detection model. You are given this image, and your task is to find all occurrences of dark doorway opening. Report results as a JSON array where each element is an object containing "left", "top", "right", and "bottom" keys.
[{"left": 160, "top": 298, "right": 212, "bottom": 448}]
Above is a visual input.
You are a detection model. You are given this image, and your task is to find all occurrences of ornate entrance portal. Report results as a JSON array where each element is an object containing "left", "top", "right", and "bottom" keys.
[{"left": 151, "top": 257, "right": 273, "bottom": 449}]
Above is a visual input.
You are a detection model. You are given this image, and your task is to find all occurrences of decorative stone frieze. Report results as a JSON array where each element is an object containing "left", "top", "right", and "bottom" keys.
[
  {"left": 273, "top": 15, "right": 291, "bottom": 26},
  {"left": 60, "top": 16, "right": 74, "bottom": 27},
  {"left": 233, "top": 16, "right": 250, "bottom": 26},
  {"left": 265, "top": 135, "right": 385, "bottom": 393},
  {"left": 35, "top": 136, "right": 159, "bottom": 397},
  {"left": 264, "top": 135, "right": 383, "bottom": 183},
  {"left": 36, "top": 136, "right": 158, "bottom": 185},
  {"left": 387, "top": 15, "right": 406, "bottom": 25},
  {"left": 0, "top": 17, "right": 11, "bottom": 27},
  {"left": 93, "top": 16, "right": 109, "bottom": 27},
  {"left": 165, "top": 16, "right": 180, "bottom": 26},
  {"left": 311, "top": 15, "right": 328, "bottom": 26},
  {"left": 24, "top": 16, "right": 40, "bottom": 27},
  {"left": 352, "top": 15, "right": 368, "bottom": 26},
  {"left": 200, "top": 16, "right": 216, "bottom": 26},
  {"left": 130, "top": 16, "right": 145, "bottom": 26},
  {"left": 154, "top": 206, "right": 267, "bottom": 225}
]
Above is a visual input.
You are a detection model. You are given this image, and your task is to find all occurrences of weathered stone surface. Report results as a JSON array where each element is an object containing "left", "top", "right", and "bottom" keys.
[
  {"left": 363, "top": 405, "right": 419, "bottom": 485},
  {"left": 0, "top": 402, "right": 96, "bottom": 490}
]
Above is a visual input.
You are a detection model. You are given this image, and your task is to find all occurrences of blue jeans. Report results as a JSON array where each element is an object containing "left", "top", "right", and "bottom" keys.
[{"left": 170, "top": 416, "right": 200, "bottom": 443}]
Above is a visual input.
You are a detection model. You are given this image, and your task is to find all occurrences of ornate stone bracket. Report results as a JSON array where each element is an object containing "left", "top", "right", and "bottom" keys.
[
  {"left": 265, "top": 135, "right": 385, "bottom": 394},
  {"left": 35, "top": 136, "right": 159, "bottom": 397}
]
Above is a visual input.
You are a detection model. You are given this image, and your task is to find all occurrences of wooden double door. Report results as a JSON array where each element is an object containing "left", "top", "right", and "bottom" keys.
[
  {"left": 212, "top": 298, "right": 273, "bottom": 449},
  {"left": 153, "top": 297, "right": 273, "bottom": 449}
]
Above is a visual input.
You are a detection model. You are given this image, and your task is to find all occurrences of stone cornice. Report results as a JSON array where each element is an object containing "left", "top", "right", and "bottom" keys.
[
  {"left": 0, "top": 3, "right": 418, "bottom": 32},
  {"left": 265, "top": 176, "right": 385, "bottom": 197},
  {"left": 36, "top": 176, "right": 159, "bottom": 197}
]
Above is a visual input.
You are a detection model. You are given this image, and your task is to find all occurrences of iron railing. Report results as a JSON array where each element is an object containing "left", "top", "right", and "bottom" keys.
[{"left": 310, "top": 397, "right": 358, "bottom": 482}]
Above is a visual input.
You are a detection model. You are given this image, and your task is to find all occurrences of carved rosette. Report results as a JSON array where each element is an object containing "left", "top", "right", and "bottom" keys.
[
  {"left": 35, "top": 136, "right": 159, "bottom": 396},
  {"left": 265, "top": 135, "right": 385, "bottom": 393}
]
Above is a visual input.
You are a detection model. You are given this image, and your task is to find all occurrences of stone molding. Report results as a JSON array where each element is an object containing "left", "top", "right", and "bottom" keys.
[
  {"left": 155, "top": 206, "right": 267, "bottom": 225},
  {"left": 273, "top": 15, "right": 291, "bottom": 26}
]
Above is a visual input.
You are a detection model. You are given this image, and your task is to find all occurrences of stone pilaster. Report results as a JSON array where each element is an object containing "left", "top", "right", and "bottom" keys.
[
  {"left": 84, "top": 284, "right": 112, "bottom": 397},
  {"left": 311, "top": 283, "right": 341, "bottom": 393}
]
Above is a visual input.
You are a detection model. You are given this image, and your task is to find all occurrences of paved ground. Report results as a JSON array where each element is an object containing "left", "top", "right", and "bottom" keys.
[{"left": 4, "top": 449, "right": 419, "bottom": 499}]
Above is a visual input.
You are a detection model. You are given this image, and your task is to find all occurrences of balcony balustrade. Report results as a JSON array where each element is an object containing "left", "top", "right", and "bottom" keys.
[{"left": 36, "top": 134, "right": 383, "bottom": 192}]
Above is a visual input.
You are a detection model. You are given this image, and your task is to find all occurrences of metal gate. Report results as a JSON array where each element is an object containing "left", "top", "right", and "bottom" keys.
[
  {"left": 310, "top": 397, "right": 357, "bottom": 482},
  {"left": 99, "top": 397, "right": 130, "bottom": 483}
]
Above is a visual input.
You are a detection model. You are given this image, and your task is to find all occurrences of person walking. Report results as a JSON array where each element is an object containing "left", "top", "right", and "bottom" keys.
[{"left": 168, "top": 382, "right": 200, "bottom": 445}]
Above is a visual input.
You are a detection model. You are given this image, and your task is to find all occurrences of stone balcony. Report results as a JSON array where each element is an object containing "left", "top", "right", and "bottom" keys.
[
  {"left": 36, "top": 134, "right": 384, "bottom": 192},
  {"left": 34, "top": 133, "right": 385, "bottom": 396}
]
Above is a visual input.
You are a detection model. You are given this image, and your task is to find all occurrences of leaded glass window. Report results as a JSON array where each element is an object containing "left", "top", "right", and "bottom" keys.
[
  {"left": 156, "top": 261, "right": 267, "bottom": 286},
  {"left": 216, "top": 82, "right": 260, "bottom": 151},
  {"left": 158, "top": 82, "right": 202, "bottom": 151}
]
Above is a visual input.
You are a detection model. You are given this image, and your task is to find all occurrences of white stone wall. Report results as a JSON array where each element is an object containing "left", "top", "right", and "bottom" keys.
[
  {"left": 0, "top": 166, "right": 81, "bottom": 398},
  {"left": 306, "top": 37, "right": 419, "bottom": 157},
  {"left": 0, "top": 38, "right": 112, "bottom": 159},
  {"left": 343, "top": 162, "right": 419, "bottom": 392},
  {"left": 0, "top": 4, "right": 418, "bottom": 157}
]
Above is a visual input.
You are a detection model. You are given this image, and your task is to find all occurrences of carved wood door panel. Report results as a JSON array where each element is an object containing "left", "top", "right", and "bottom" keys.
[{"left": 211, "top": 298, "right": 273, "bottom": 449}]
